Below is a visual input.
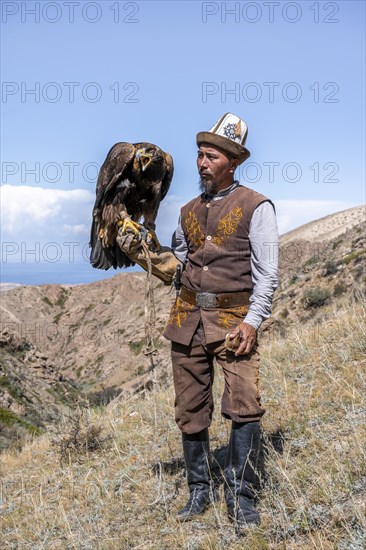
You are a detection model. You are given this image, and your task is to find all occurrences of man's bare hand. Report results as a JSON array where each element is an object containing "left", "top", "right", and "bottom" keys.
[{"left": 228, "top": 322, "right": 257, "bottom": 356}]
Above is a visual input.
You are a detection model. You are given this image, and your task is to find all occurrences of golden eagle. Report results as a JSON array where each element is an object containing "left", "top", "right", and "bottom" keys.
[{"left": 90, "top": 142, "right": 174, "bottom": 270}]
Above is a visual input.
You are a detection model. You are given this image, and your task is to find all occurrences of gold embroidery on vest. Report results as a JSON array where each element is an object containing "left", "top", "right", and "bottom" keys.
[
  {"left": 168, "top": 297, "right": 195, "bottom": 328},
  {"left": 185, "top": 211, "right": 205, "bottom": 247},
  {"left": 213, "top": 207, "right": 243, "bottom": 246},
  {"left": 217, "top": 305, "right": 249, "bottom": 329}
]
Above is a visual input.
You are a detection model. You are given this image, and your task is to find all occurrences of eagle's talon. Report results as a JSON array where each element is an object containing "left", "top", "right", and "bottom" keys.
[
  {"left": 139, "top": 226, "right": 149, "bottom": 241},
  {"left": 118, "top": 218, "right": 144, "bottom": 236},
  {"left": 146, "top": 229, "right": 161, "bottom": 251}
]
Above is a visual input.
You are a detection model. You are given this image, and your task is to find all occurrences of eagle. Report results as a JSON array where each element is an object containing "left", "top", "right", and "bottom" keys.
[{"left": 90, "top": 142, "right": 174, "bottom": 270}]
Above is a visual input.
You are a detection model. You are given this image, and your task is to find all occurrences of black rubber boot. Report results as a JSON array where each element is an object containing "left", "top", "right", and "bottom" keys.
[
  {"left": 224, "top": 421, "right": 261, "bottom": 534},
  {"left": 176, "top": 428, "right": 212, "bottom": 522}
]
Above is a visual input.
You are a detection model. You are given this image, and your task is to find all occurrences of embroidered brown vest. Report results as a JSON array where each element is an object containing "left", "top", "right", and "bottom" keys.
[{"left": 163, "top": 185, "right": 272, "bottom": 345}]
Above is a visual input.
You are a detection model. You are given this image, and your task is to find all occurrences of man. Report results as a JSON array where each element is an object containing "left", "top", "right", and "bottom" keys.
[{"left": 117, "top": 113, "right": 279, "bottom": 534}]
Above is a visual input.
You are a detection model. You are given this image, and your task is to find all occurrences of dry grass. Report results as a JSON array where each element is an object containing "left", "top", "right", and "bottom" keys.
[
  {"left": 1, "top": 295, "right": 365, "bottom": 549},
  {"left": 51, "top": 410, "right": 111, "bottom": 465}
]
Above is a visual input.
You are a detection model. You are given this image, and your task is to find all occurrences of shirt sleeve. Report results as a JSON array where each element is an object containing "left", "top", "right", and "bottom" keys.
[
  {"left": 171, "top": 214, "right": 188, "bottom": 264},
  {"left": 244, "top": 201, "right": 279, "bottom": 330}
]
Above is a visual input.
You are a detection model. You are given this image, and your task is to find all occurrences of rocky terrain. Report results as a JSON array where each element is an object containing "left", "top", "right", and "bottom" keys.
[
  {"left": 0, "top": 329, "right": 83, "bottom": 450},
  {"left": 270, "top": 204, "right": 365, "bottom": 334},
  {"left": 2, "top": 284, "right": 365, "bottom": 549},
  {"left": 0, "top": 205, "right": 365, "bottom": 450},
  {"left": 1, "top": 274, "right": 173, "bottom": 395},
  {"left": 0, "top": 274, "right": 175, "bottom": 450}
]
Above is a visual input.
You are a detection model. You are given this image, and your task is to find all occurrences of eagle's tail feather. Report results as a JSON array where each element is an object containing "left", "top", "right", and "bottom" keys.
[
  {"left": 90, "top": 219, "right": 107, "bottom": 269},
  {"left": 90, "top": 240, "right": 109, "bottom": 269},
  {"left": 90, "top": 220, "right": 133, "bottom": 270},
  {"left": 109, "top": 244, "right": 134, "bottom": 269}
]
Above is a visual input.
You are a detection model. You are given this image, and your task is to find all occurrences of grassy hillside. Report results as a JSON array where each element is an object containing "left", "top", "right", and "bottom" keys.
[
  {"left": 1, "top": 215, "right": 364, "bottom": 452},
  {"left": 1, "top": 294, "right": 365, "bottom": 549}
]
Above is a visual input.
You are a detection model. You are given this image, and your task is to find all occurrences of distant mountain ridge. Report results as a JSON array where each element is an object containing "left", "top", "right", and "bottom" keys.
[{"left": 281, "top": 204, "right": 365, "bottom": 243}]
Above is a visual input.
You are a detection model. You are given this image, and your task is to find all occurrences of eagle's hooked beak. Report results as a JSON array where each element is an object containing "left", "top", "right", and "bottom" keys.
[{"left": 136, "top": 148, "right": 152, "bottom": 172}]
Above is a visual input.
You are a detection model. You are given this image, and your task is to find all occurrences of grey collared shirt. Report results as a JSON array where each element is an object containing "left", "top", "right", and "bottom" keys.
[{"left": 171, "top": 181, "right": 279, "bottom": 330}]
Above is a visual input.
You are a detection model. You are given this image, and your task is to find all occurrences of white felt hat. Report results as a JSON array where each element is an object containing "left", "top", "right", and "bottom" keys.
[{"left": 197, "top": 112, "right": 250, "bottom": 164}]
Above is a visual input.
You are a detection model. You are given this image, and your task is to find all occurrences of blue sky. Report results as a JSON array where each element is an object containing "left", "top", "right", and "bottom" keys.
[{"left": 1, "top": 0, "right": 365, "bottom": 284}]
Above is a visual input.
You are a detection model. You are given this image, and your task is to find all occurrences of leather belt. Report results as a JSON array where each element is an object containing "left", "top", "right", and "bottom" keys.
[{"left": 180, "top": 286, "right": 251, "bottom": 309}]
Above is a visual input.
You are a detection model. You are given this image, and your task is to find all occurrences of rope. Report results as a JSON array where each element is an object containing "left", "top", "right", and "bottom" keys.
[
  {"left": 140, "top": 240, "right": 158, "bottom": 430},
  {"left": 140, "top": 240, "right": 165, "bottom": 507},
  {"left": 140, "top": 240, "right": 156, "bottom": 355},
  {"left": 106, "top": 239, "right": 158, "bottom": 411}
]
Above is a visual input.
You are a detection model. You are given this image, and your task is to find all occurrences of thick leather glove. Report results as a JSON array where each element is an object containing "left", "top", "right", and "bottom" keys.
[{"left": 116, "top": 229, "right": 183, "bottom": 286}]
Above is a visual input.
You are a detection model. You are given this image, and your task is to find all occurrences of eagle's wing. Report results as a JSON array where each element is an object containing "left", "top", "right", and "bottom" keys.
[
  {"left": 161, "top": 152, "right": 174, "bottom": 201},
  {"left": 94, "top": 142, "right": 135, "bottom": 209},
  {"left": 90, "top": 142, "right": 135, "bottom": 269}
]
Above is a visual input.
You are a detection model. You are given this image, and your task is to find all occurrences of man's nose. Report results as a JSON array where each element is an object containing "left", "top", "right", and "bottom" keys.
[{"left": 198, "top": 156, "right": 207, "bottom": 169}]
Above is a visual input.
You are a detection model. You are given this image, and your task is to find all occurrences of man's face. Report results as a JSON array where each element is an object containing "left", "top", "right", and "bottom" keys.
[{"left": 197, "top": 144, "right": 237, "bottom": 194}]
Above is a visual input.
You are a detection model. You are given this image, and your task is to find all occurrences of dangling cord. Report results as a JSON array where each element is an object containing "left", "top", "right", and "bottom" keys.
[
  {"left": 140, "top": 240, "right": 158, "bottom": 427},
  {"left": 140, "top": 240, "right": 165, "bottom": 507}
]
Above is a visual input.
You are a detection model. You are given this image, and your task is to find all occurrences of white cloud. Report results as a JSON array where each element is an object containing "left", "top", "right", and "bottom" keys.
[
  {"left": 0, "top": 184, "right": 184, "bottom": 250},
  {"left": 62, "top": 224, "right": 89, "bottom": 235},
  {"left": 1, "top": 185, "right": 94, "bottom": 241},
  {"left": 1, "top": 185, "right": 360, "bottom": 254}
]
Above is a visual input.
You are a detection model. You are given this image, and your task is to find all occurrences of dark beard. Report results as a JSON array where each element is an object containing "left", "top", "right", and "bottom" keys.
[{"left": 198, "top": 178, "right": 218, "bottom": 195}]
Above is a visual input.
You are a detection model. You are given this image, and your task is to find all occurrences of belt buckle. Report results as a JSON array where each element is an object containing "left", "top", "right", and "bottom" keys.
[{"left": 196, "top": 292, "right": 217, "bottom": 308}]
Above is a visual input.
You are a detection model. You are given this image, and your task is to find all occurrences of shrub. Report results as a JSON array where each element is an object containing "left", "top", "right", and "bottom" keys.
[
  {"left": 325, "top": 261, "right": 337, "bottom": 275},
  {"left": 53, "top": 312, "right": 64, "bottom": 324},
  {"left": 0, "top": 407, "right": 42, "bottom": 434},
  {"left": 342, "top": 249, "right": 366, "bottom": 265},
  {"left": 302, "top": 287, "right": 331, "bottom": 309},
  {"left": 289, "top": 274, "right": 298, "bottom": 285},
  {"left": 55, "top": 288, "right": 69, "bottom": 308},
  {"left": 303, "top": 257, "right": 318, "bottom": 268},
  {"left": 354, "top": 265, "right": 365, "bottom": 280},
  {"left": 87, "top": 386, "right": 121, "bottom": 406},
  {"left": 332, "top": 238, "right": 343, "bottom": 249},
  {"left": 129, "top": 340, "right": 144, "bottom": 356},
  {"left": 280, "top": 309, "right": 289, "bottom": 319},
  {"left": 333, "top": 282, "right": 347, "bottom": 297},
  {"left": 52, "top": 409, "right": 110, "bottom": 463}
]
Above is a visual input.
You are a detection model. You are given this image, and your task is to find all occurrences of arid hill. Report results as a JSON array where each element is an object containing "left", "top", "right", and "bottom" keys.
[
  {"left": 281, "top": 204, "right": 364, "bottom": 244},
  {"left": 1, "top": 292, "right": 364, "bottom": 549},
  {"left": 271, "top": 204, "right": 365, "bottom": 334},
  {"left": 1, "top": 205, "right": 365, "bottom": 449},
  {"left": 0, "top": 329, "right": 83, "bottom": 451}
]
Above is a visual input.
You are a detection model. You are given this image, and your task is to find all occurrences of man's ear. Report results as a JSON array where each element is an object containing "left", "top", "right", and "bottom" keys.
[{"left": 230, "top": 159, "right": 239, "bottom": 173}]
